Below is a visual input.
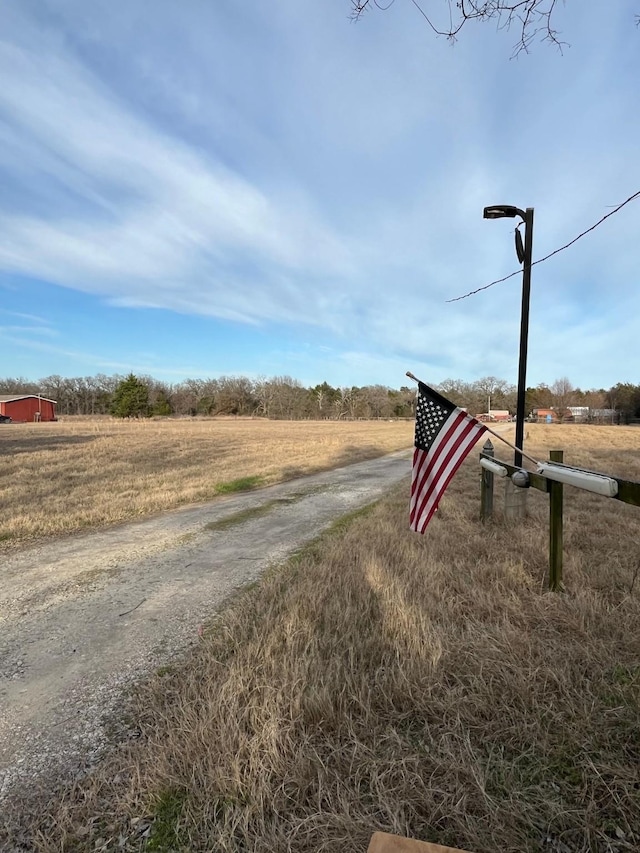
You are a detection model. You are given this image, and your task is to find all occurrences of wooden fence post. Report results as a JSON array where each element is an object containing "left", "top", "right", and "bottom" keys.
[
  {"left": 548, "top": 449, "right": 564, "bottom": 590},
  {"left": 480, "top": 439, "right": 494, "bottom": 522}
]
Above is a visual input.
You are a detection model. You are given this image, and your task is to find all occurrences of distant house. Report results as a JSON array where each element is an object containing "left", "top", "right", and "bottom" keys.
[
  {"left": 531, "top": 406, "right": 618, "bottom": 424},
  {"left": 567, "top": 406, "right": 590, "bottom": 423},
  {"left": 590, "top": 408, "right": 617, "bottom": 424},
  {"left": 532, "top": 408, "right": 558, "bottom": 423},
  {"left": 477, "top": 410, "right": 511, "bottom": 423},
  {"left": 0, "top": 395, "right": 57, "bottom": 422}
]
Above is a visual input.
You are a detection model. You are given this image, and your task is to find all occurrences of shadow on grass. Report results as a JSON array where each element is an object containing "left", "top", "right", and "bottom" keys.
[
  {"left": 3, "top": 475, "right": 640, "bottom": 852},
  {"left": 0, "top": 435, "right": 101, "bottom": 456},
  {"left": 136, "top": 485, "right": 640, "bottom": 852}
]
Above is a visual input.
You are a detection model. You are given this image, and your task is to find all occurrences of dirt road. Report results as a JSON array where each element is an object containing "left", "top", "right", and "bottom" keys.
[{"left": 0, "top": 450, "right": 411, "bottom": 803}]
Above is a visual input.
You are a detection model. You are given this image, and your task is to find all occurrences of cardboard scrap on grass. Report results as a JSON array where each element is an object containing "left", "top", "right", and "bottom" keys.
[{"left": 368, "top": 831, "right": 475, "bottom": 853}]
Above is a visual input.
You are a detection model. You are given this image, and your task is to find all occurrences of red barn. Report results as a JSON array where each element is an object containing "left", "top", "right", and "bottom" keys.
[{"left": 0, "top": 395, "right": 57, "bottom": 422}]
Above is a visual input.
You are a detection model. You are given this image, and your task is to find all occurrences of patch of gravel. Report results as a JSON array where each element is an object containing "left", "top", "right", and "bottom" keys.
[{"left": 0, "top": 451, "right": 411, "bottom": 820}]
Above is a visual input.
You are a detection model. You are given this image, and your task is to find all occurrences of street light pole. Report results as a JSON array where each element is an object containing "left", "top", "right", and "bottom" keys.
[
  {"left": 514, "top": 207, "right": 534, "bottom": 468},
  {"left": 483, "top": 204, "right": 535, "bottom": 468}
]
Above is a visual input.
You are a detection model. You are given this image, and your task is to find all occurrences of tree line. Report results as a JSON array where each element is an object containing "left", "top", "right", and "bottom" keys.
[{"left": 0, "top": 373, "right": 638, "bottom": 423}]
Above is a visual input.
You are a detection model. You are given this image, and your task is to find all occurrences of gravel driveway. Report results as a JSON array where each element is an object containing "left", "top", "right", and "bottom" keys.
[{"left": 0, "top": 450, "right": 411, "bottom": 806}]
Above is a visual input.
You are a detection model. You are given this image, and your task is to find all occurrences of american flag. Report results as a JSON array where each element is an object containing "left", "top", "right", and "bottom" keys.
[{"left": 410, "top": 382, "right": 487, "bottom": 533}]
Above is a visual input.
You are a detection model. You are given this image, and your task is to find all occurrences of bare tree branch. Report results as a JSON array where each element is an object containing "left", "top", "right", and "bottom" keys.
[{"left": 350, "top": 0, "right": 567, "bottom": 55}]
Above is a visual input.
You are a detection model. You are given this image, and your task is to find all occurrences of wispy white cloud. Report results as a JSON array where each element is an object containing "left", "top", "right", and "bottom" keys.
[
  {"left": 0, "top": 0, "right": 638, "bottom": 387},
  {"left": 0, "top": 310, "right": 52, "bottom": 325},
  {"left": 0, "top": 324, "right": 57, "bottom": 337},
  {"left": 0, "top": 331, "right": 212, "bottom": 379},
  {"left": 0, "top": 22, "right": 359, "bottom": 324}
]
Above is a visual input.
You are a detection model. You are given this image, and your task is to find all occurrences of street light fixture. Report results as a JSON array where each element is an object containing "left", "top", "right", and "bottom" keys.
[
  {"left": 483, "top": 204, "right": 535, "bottom": 469},
  {"left": 483, "top": 205, "right": 524, "bottom": 220}
]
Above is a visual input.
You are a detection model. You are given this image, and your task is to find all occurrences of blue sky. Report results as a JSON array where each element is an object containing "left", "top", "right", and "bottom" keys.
[{"left": 0, "top": 0, "right": 638, "bottom": 390}]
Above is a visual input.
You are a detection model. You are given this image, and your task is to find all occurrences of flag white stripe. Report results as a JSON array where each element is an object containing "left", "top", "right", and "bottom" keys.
[
  {"left": 415, "top": 424, "right": 484, "bottom": 525},
  {"left": 410, "top": 417, "right": 485, "bottom": 531},
  {"left": 412, "top": 423, "right": 476, "bottom": 527},
  {"left": 412, "top": 423, "right": 485, "bottom": 531},
  {"left": 409, "top": 408, "right": 462, "bottom": 514},
  {"left": 410, "top": 409, "right": 468, "bottom": 512}
]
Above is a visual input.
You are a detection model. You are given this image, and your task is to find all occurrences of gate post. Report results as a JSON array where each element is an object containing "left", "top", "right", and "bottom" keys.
[
  {"left": 549, "top": 449, "right": 564, "bottom": 590},
  {"left": 504, "top": 478, "right": 527, "bottom": 521},
  {"left": 480, "top": 439, "right": 494, "bottom": 522}
]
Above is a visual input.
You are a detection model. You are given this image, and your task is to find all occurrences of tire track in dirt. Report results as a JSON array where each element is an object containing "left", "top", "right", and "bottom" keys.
[{"left": 0, "top": 450, "right": 412, "bottom": 804}]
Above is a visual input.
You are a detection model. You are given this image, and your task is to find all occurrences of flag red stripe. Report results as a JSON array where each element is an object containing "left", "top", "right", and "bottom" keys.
[
  {"left": 416, "top": 420, "right": 482, "bottom": 524},
  {"left": 410, "top": 410, "right": 471, "bottom": 518},
  {"left": 411, "top": 418, "right": 478, "bottom": 529},
  {"left": 410, "top": 438, "right": 475, "bottom": 531},
  {"left": 414, "top": 425, "right": 483, "bottom": 530},
  {"left": 410, "top": 417, "right": 485, "bottom": 532},
  {"left": 413, "top": 425, "right": 483, "bottom": 532},
  {"left": 410, "top": 410, "right": 467, "bottom": 501}
]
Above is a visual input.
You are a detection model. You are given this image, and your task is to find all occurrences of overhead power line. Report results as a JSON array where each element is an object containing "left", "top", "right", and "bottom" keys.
[{"left": 447, "top": 189, "right": 640, "bottom": 303}]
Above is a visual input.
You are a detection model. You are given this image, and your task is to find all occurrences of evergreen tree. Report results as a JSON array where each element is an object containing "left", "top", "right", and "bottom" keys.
[
  {"left": 110, "top": 374, "right": 151, "bottom": 418},
  {"left": 152, "top": 390, "right": 173, "bottom": 417}
]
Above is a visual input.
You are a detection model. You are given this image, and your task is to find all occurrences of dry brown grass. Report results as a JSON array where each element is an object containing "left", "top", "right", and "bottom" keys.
[
  {"left": 518, "top": 423, "right": 640, "bottom": 478},
  {"left": 0, "top": 417, "right": 413, "bottom": 548},
  {"left": 3, "top": 426, "right": 640, "bottom": 853}
]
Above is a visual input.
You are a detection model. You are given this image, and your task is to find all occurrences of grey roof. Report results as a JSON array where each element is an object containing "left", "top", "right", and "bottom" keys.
[{"left": 0, "top": 395, "right": 57, "bottom": 403}]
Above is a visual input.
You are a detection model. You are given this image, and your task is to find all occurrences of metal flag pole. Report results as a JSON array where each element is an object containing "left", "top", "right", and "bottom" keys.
[{"left": 405, "top": 371, "right": 540, "bottom": 467}]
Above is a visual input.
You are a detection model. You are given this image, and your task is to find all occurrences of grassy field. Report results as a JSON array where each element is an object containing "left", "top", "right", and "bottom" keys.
[
  {"left": 4, "top": 424, "right": 639, "bottom": 852},
  {"left": 0, "top": 417, "right": 414, "bottom": 548}
]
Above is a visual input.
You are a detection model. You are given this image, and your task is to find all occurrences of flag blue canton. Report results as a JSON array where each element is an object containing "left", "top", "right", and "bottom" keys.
[{"left": 415, "top": 392, "right": 455, "bottom": 451}]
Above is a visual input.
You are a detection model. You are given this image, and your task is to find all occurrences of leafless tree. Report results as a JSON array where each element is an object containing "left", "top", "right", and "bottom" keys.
[
  {"left": 215, "top": 376, "right": 256, "bottom": 416},
  {"left": 363, "top": 384, "right": 394, "bottom": 418},
  {"left": 334, "top": 387, "right": 356, "bottom": 420},
  {"left": 473, "top": 376, "right": 511, "bottom": 412},
  {"left": 254, "top": 376, "right": 275, "bottom": 418},
  {"left": 550, "top": 376, "right": 575, "bottom": 420},
  {"left": 256, "top": 376, "right": 307, "bottom": 419},
  {"left": 350, "top": 0, "right": 570, "bottom": 54},
  {"left": 1, "top": 371, "right": 633, "bottom": 421},
  {"left": 437, "top": 378, "right": 472, "bottom": 408}
]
